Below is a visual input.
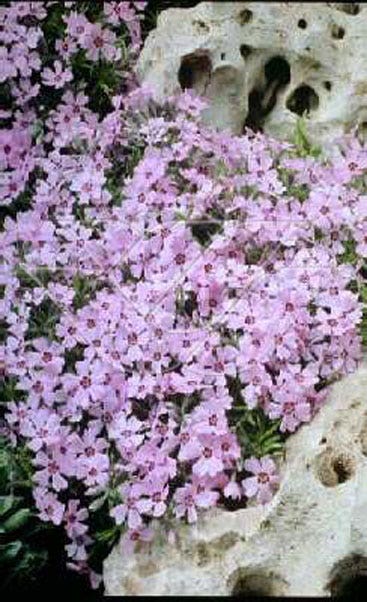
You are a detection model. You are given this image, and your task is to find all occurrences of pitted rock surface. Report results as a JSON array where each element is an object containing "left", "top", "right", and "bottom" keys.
[
  {"left": 136, "top": 2, "right": 367, "bottom": 148},
  {"left": 104, "top": 361, "right": 367, "bottom": 596}
]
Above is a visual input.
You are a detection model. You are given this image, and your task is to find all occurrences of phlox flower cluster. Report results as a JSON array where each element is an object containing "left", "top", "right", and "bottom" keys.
[{"left": 1, "top": 0, "right": 366, "bottom": 589}]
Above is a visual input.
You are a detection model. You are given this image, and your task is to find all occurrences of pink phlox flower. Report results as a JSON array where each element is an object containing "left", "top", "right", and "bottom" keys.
[
  {"left": 83, "top": 23, "right": 119, "bottom": 62},
  {"left": 64, "top": 499, "right": 89, "bottom": 538},
  {"left": 173, "top": 480, "right": 219, "bottom": 523},
  {"left": 120, "top": 525, "right": 153, "bottom": 555},
  {"left": 42, "top": 60, "right": 73, "bottom": 89},
  {"left": 26, "top": 337, "right": 64, "bottom": 376},
  {"left": 192, "top": 434, "right": 225, "bottom": 478},
  {"left": 20, "top": 408, "right": 61, "bottom": 452},
  {"left": 104, "top": 2, "right": 136, "bottom": 25},
  {"left": 64, "top": 12, "right": 91, "bottom": 41},
  {"left": 108, "top": 411, "right": 144, "bottom": 448},
  {"left": 223, "top": 479, "right": 242, "bottom": 500},
  {"left": 190, "top": 400, "right": 228, "bottom": 436},
  {"left": 110, "top": 482, "right": 152, "bottom": 528},
  {"left": 133, "top": 441, "right": 177, "bottom": 481},
  {"left": 268, "top": 387, "right": 312, "bottom": 432},
  {"left": 135, "top": 477, "right": 169, "bottom": 518},
  {"left": 65, "top": 533, "right": 93, "bottom": 562},
  {"left": 34, "top": 449, "right": 69, "bottom": 491},
  {"left": 34, "top": 488, "right": 65, "bottom": 525},
  {"left": 242, "top": 456, "right": 280, "bottom": 504}
]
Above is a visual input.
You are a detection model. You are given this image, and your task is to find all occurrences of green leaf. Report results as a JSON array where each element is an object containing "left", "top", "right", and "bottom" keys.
[
  {"left": 3, "top": 508, "right": 31, "bottom": 532},
  {"left": 0, "top": 496, "right": 15, "bottom": 518},
  {"left": 293, "top": 117, "right": 322, "bottom": 158},
  {"left": 294, "top": 117, "right": 309, "bottom": 152},
  {"left": 0, "top": 541, "right": 22, "bottom": 562},
  {"left": 10, "top": 548, "right": 48, "bottom": 579},
  {"left": 94, "top": 526, "right": 120, "bottom": 543},
  {"left": 89, "top": 493, "right": 108, "bottom": 513}
]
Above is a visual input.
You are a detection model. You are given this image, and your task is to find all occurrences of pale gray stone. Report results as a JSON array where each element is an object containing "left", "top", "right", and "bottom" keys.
[{"left": 136, "top": 2, "right": 367, "bottom": 148}]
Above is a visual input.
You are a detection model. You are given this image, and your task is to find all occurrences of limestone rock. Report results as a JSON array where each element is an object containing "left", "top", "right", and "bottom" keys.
[
  {"left": 136, "top": 2, "right": 367, "bottom": 148},
  {"left": 104, "top": 361, "right": 367, "bottom": 596}
]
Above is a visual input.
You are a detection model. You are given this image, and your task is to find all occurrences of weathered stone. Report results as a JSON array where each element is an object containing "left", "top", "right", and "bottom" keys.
[
  {"left": 104, "top": 361, "right": 367, "bottom": 596},
  {"left": 136, "top": 2, "right": 367, "bottom": 148}
]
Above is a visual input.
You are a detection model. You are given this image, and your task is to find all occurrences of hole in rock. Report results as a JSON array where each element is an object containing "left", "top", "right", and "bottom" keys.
[
  {"left": 237, "top": 8, "right": 253, "bottom": 25},
  {"left": 298, "top": 18, "right": 307, "bottom": 29},
  {"left": 335, "top": 3, "right": 359, "bottom": 15},
  {"left": 359, "top": 418, "right": 367, "bottom": 455},
  {"left": 220, "top": 52, "right": 226, "bottom": 60},
  {"left": 331, "top": 24, "right": 346, "bottom": 39},
  {"left": 262, "top": 56, "right": 291, "bottom": 115},
  {"left": 244, "top": 56, "right": 291, "bottom": 132},
  {"left": 324, "top": 81, "right": 332, "bottom": 90},
  {"left": 229, "top": 569, "right": 280, "bottom": 597},
  {"left": 178, "top": 52, "right": 212, "bottom": 92},
  {"left": 264, "top": 56, "right": 291, "bottom": 87},
  {"left": 240, "top": 44, "right": 252, "bottom": 59},
  {"left": 286, "top": 84, "right": 319, "bottom": 116},
  {"left": 357, "top": 121, "right": 367, "bottom": 144},
  {"left": 328, "top": 555, "right": 367, "bottom": 597},
  {"left": 245, "top": 89, "right": 265, "bottom": 133},
  {"left": 192, "top": 19, "right": 209, "bottom": 33},
  {"left": 333, "top": 457, "right": 351, "bottom": 483},
  {"left": 316, "top": 449, "right": 356, "bottom": 487}
]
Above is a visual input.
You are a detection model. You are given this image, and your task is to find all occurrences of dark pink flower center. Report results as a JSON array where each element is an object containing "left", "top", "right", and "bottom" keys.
[
  {"left": 258, "top": 472, "right": 269, "bottom": 484},
  {"left": 175, "top": 253, "right": 186, "bottom": 265},
  {"left": 283, "top": 401, "right": 295, "bottom": 414},
  {"left": 80, "top": 376, "right": 91, "bottom": 388}
]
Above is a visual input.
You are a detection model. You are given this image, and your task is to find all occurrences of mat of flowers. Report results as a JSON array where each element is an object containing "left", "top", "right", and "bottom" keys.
[{"left": 1, "top": 0, "right": 366, "bottom": 588}]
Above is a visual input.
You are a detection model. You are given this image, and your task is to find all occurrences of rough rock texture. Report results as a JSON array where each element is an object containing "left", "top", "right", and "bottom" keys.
[
  {"left": 104, "top": 361, "right": 367, "bottom": 596},
  {"left": 137, "top": 2, "right": 367, "bottom": 148}
]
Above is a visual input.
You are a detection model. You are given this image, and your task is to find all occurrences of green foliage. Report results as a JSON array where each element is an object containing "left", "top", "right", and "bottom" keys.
[
  {"left": 87, "top": 491, "right": 122, "bottom": 573},
  {"left": 105, "top": 140, "right": 147, "bottom": 206},
  {"left": 121, "top": 143, "right": 146, "bottom": 180},
  {"left": 360, "top": 273, "right": 367, "bottom": 347},
  {"left": 0, "top": 376, "right": 25, "bottom": 404},
  {"left": 227, "top": 376, "right": 285, "bottom": 460},
  {"left": 233, "top": 406, "right": 285, "bottom": 458},
  {"left": 64, "top": 344, "right": 85, "bottom": 372},
  {"left": 0, "top": 378, "right": 51, "bottom": 590},
  {"left": 280, "top": 170, "right": 310, "bottom": 203},
  {"left": 16, "top": 265, "right": 52, "bottom": 289},
  {"left": 338, "top": 240, "right": 367, "bottom": 346},
  {"left": 0, "top": 438, "right": 50, "bottom": 591},
  {"left": 338, "top": 238, "right": 358, "bottom": 266},
  {"left": 0, "top": 189, "right": 33, "bottom": 229},
  {"left": 26, "top": 297, "right": 61, "bottom": 341},
  {"left": 71, "top": 50, "right": 122, "bottom": 117},
  {"left": 0, "top": 320, "right": 8, "bottom": 345},
  {"left": 42, "top": 1, "right": 66, "bottom": 40},
  {"left": 72, "top": 273, "right": 104, "bottom": 309},
  {"left": 293, "top": 117, "right": 322, "bottom": 158}
]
